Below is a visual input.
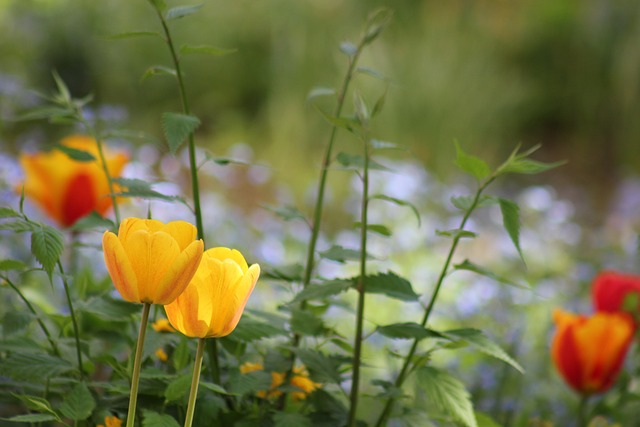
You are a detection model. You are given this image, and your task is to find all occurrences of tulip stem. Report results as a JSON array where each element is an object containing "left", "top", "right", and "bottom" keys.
[
  {"left": 208, "top": 339, "right": 222, "bottom": 385},
  {"left": 184, "top": 338, "right": 206, "bottom": 427},
  {"left": 4, "top": 276, "right": 59, "bottom": 356},
  {"left": 57, "top": 261, "right": 85, "bottom": 379},
  {"left": 577, "top": 395, "right": 589, "bottom": 427},
  {"left": 374, "top": 176, "right": 496, "bottom": 427},
  {"left": 126, "top": 302, "right": 151, "bottom": 427},
  {"left": 94, "top": 134, "right": 122, "bottom": 227}
]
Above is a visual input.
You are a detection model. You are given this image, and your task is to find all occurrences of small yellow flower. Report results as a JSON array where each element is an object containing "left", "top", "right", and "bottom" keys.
[
  {"left": 238, "top": 362, "right": 321, "bottom": 401},
  {"left": 164, "top": 247, "right": 260, "bottom": 338},
  {"left": 97, "top": 415, "right": 122, "bottom": 427},
  {"left": 155, "top": 348, "right": 168, "bottom": 362},
  {"left": 152, "top": 318, "right": 176, "bottom": 333},
  {"left": 102, "top": 218, "right": 204, "bottom": 305},
  {"left": 18, "top": 135, "right": 128, "bottom": 227}
]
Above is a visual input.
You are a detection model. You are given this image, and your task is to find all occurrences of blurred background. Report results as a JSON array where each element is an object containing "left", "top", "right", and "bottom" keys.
[{"left": 1, "top": 0, "right": 640, "bottom": 425}]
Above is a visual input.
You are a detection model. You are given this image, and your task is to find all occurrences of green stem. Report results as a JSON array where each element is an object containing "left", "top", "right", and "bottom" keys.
[
  {"left": 126, "top": 303, "right": 151, "bottom": 427},
  {"left": 346, "top": 138, "right": 370, "bottom": 427},
  {"left": 57, "top": 261, "right": 85, "bottom": 379},
  {"left": 374, "top": 177, "right": 495, "bottom": 427},
  {"left": 155, "top": 8, "right": 205, "bottom": 244},
  {"left": 5, "top": 277, "right": 59, "bottom": 356},
  {"left": 94, "top": 132, "right": 121, "bottom": 227},
  {"left": 577, "top": 395, "right": 589, "bottom": 427},
  {"left": 184, "top": 338, "right": 206, "bottom": 427},
  {"left": 207, "top": 339, "right": 222, "bottom": 385}
]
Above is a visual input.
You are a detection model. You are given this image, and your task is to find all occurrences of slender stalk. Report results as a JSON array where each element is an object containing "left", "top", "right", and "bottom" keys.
[
  {"left": 374, "top": 177, "right": 495, "bottom": 427},
  {"left": 57, "top": 261, "right": 85, "bottom": 379},
  {"left": 184, "top": 338, "right": 206, "bottom": 427},
  {"left": 346, "top": 138, "right": 370, "bottom": 427},
  {"left": 126, "top": 303, "right": 151, "bottom": 427},
  {"left": 208, "top": 339, "right": 222, "bottom": 385},
  {"left": 577, "top": 395, "right": 589, "bottom": 427},
  {"left": 5, "top": 277, "right": 59, "bottom": 356}
]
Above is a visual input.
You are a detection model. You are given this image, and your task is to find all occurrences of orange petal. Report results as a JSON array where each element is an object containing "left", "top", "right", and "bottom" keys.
[{"left": 102, "top": 231, "right": 139, "bottom": 302}]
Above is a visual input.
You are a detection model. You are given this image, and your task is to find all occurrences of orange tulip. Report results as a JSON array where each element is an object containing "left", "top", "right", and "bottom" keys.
[
  {"left": 592, "top": 270, "right": 640, "bottom": 318},
  {"left": 18, "top": 135, "right": 128, "bottom": 227},
  {"left": 102, "top": 218, "right": 204, "bottom": 304},
  {"left": 164, "top": 247, "right": 260, "bottom": 338},
  {"left": 551, "top": 309, "right": 634, "bottom": 395}
]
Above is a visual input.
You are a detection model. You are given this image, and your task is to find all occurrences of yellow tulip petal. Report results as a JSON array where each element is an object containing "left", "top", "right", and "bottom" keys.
[
  {"left": 102, "top": 231, "right": 139, "bottom": 302},
  {"left": 206, "top": 247, "right": 249, "bottom": 272},
  {"left": 219, "top": 264, "right": 260, "bottom": 337},
  {"left": 155, "top": 238, "right": 204, "bottom": 304},
  {"left": 118, "top": 218, "right": 163, "bottom": 243},
  {"left": 161, "top": 221, "right": 198, "bottom": 251}
]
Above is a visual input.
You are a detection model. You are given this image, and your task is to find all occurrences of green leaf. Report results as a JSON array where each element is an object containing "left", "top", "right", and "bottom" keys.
[
  {"left": 274, "top": 412, "right": 313, "bottom": 427},
  {"left": 318, "top": 245, "right": 364, "bottom": 263},
  {"left": 416, "top": 366, "right": 477, "bottom": 427},
  {"left": 376, "top": 322, "right": 438, "bottom": 340},
  {"left": 291, "top": 309, "right": 326, "bottom": 336},
  {"left": 371, "top": 88, "right": 388, "bottom": 118},
  {"left": 0, "top": 207, "right": 20, "bottom": 218},
  {"left": 453, "top": 259, "right": 529, "bottom": 290},
  {"left": 499, "top": 159, "right": 565, "bottom": 175},
  {"left": 450, "top": 195, "right": 497, "bottom": 211},
  {"left": 1, "top": 414, "right": 59, "bottom": 422},
  {"left": 307, "top": 86, "right": 336, "bottom": 101},
  {"left": 52, "top": 71, "right": 71, "bottom": 104},
  {"left": 368, "top": 194, "right": 421, "bottom": 226},
  {"left": 436, "top": 229, "right": 477, "bottom": 239},
  {"left": 356, "top": 66, "right": 389, "bottom": 81},
  {"left": 165, "top": 374, "right": 191, "bottom": 403},
  {"left": 142, "top": 411, "right": 181, "bottom": 427},
  {"left": 200, "top": 381, "right": 230, "bottom": 395},
  {"left": 291, "top": 280, "right": 352, "bottom": 303},
  {"left": 59, "top": 382, "right": 96, "bottom": 421},
  {"left": 180, "top": 44, "right": 236, "bottom": 56},
  {"left": 77, "top": 294, "right": 142, "bottom": 321},
  {"left": 498, "top": 198, "right": 524, "bottom": 263},
  {"left": 295, "top": 349, "right": 342, "bottom": 384},
  {"left": 441, "top": 328, "right": 524, "bottom": 373},
  {"left": 353, "top": 91, "right": 369, "bottom": 125},
  {"left": 141, "top": 65, "right": 177, "bottom": 81},
  {"left": 11, "top": 394, "right": 60, "bottom": 419},
  {"left": 476, "top": 412, "right": 503, "bottom": 427},
  {"left": 107, "top": 30, "right": 160, "bottom": 39},
  {"left": 353, "top": 222, "right": 392, "bottom": 237},
  {"left": 314, "top": 106, "right": 361, "bottom": 135},
  {"left": 165, "top": 4, "right": 203, "bottom": 20},
  {"left": 112, "top": 178, "right": 185, "bottom": 203},
  {"left": 335, "top": 152, "right": 389, "bottom": 171},
  {"left": 362, "top": 272, "right": 420, "bottom": 301},
  {"left": 162, "top": 112, "right": 201, "bottom": 154},
  {"left": 261, "top": 263, "right": 303, "bottom": 281},
  {"left": 148, "top": 0, "right": 167, "bottom": 12},
  {"left": 15, "top": 106, "right": 75, "bottom": 122},
  {"left": 1, "top": 353, "right": 75, "bottom": 381},
  {"left": 0, "top": 220, "right": 34, "bottom": 232},
  {"left": 370, "top": 139, "right": 406, "bottom": 151},
  {"left": 70, "top": 211, "right": 116, "bottom": 232},
  {"left": 454, "top": 140, "right": 491, "bottom": 181},
  {"left": 363, "top": 8, "right": 393, "bottom": 45},
  {"left": 228, "top": 370, "right": 273, "bottom": 395},
  {"left": 31, "top": 225, "right": 64, "bottom": 279},
  {"left": 263, "top": 204, "right": 307, "bottom": 222},
  {"left": 228, "top": 317, "right": 285, "bottom": 342},
  {"left": 0, "top": 259, "right": 27, "bottom": 271}
]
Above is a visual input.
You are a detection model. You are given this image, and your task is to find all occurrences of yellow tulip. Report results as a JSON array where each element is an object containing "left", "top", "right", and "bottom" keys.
[
  {"left": 19, "top": 135, "right": 128, "bottom": 227},
  {"left": 152, "top": 318, "right": 176, "bottom": 333},
  {"left": 102, "top": 218, "right": 204, "bottom": 304},
  {"left": 164, "top": 247, "right": 260, "bottom": 338}
]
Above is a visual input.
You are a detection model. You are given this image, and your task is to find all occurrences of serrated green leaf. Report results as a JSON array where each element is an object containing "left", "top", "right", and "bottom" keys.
[
  {"left": 339, "top": 42, "right": 358, "bottom": 57},
  {"left": 376, "top": 322, "right": 438, "bottom": 340},
  {"left": 0, "top": 207, "right": 20, "bottom": 218},
  {"left": 318, "top": 245, "right": 366, "bottom": 263},
  {"left": 291, "top": 309, "right": 326, "bottom": 336},
  {"left": 261, "top": 263, "right": 303, "bottom": 281},
  {"left": 454, "top": 141, "right": 491, "bottom": 181},
  {"left": 107, "top": 31, "right": 160, "bottom": 40},
  {"left": 416, "top": 367, "right": 477, "bottom": 427},
  {"left": 0, "top": 220, "right": 34, "bottom": 232},
  {"left": 315, "top": 106, "right": 361, "bottom": 135},
  {"left": 30, "top": 225, "right": 64, "bottom": 278},
  {"left": 274, "top": 412, "right": 313, "bottom": 427},
  {"left": 77, "top": 294, "right": 142, "bottom": 321},
  {"left": 436, "top": 229, "right": 477, "bottom": 239},
  {"left": 11, "top": 394, "right": 60, "bottom": 417},
  {"left": 453, "top": 259, "right": 529, "bottom": 290},
  {"left": 200, "top": 381, "right": 230, "bottom": 395},
  {"left": 228, "top": 370, "right": 273, "bottom": 395},
  {"left": 295, "top": 349, "right": 342, "bottom": 384},
  {"left": 362, "top": 272, "right": 419, "bottom": 301},
  {"left": 369, "top": 194, "right": 421, "bottom": 226},
  {"left": 450, "top": 195, "right": 497, "bottom": 211},
  {"left": 112, "top": 178, "right": 185, "bottom": 203},
  {"left": 55, "top": 144, "right": 96, "bottom": 161},
  {"left": 307, "top": 86, "right": 336, "bottom": 101},
  {"left": 335, "top": 152, "right": 389, "bottom": 171},
  {"left": 1, "top": 353, "right": 75, "bottom": 381},
  {"left": 441, "top": 328, "right": 524, "bottom": 374},
  {"left": 162, "top": 112, "right": 201, "bottom": 154},
  {"left": 59, "top": 382, "right": 95, "bottom": 421},
  {"left": 1, "top": 414, "right": 59, "bottom": 422},
  {"left": 291, "top": 280, "right": 353, "bottom": 303},
  {"left": 142, "top": 411, "right": 180, "bottom": 427},
  {"left": 180, "top": 44, "right": 237, "bottom": 56},
  {"left": 165, "top": 4, "right": 203, "bottom": 20},
  {"left": 476, "top": 412, "right": 503, "bottom": 427},
  {"left": 0, "top": 259, "right": 27, "bottom": 271},
  {"left": 498, "top": 198, "right": 524, "bottom": 263},
  {"left": 262, "top": 204, "right": 307, "bottom": 222},
  {"left": 15, "top": 106, "right": 75, "bottom": 122},
  {"left": 165, "top": 374, "right": 191, "bottom": 403},
  {"left": 228, "top": 317, "right": 285, "bottom": 342},
  {"left": 70, "top": 211, "right": 116, "bottom": 232},
  {"left": 141, "top": 65, "right": 177, "bottom": 81},
  {"left": 353, "top": 222, "right": 392, "bottom": 237}
]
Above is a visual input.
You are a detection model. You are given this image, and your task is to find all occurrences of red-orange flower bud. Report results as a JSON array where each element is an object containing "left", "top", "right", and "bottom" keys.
[
  {"left": 592, "top": 270, "right": 640, "bottom": 316},
  {"left": 551, "top": 309, "right": 634, "bottom": 395}
]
